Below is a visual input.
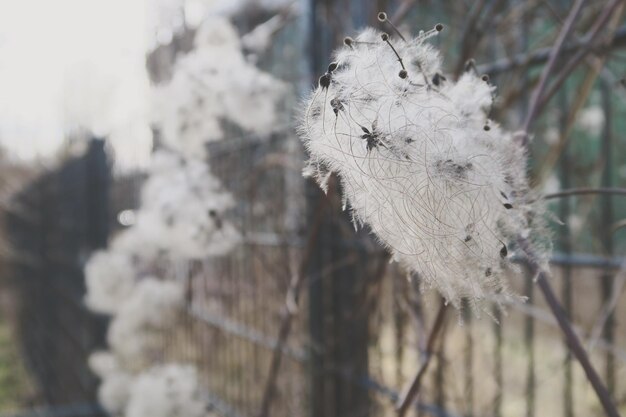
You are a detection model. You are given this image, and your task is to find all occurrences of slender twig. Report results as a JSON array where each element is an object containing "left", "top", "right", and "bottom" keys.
[
  {"left": 478, "top": 26, "right": 626, "bottom": 75},
  {"left": 453, "top": 0, "right": 487, "bottom": 77},
  {"left": 543, "top": 187, "right": 626, "bottom": 200},
  {"left": 588, "top": 261, "right": 626, "bottom": 351},
  {"left": 518, "top": 239, "right": 621, "bottom": 417},
  {"left": 537, "top": 0, "right": 624, "bottom": 111},
  {"left": 391, "top": 0, "right": 417, "bottom": 24},
  {"left": 512, "top": 3, "right": 622, "bottom": 415},
  {"left": 257, "top": 194, "right": 326, "bottom": 417},
  {"left": 396, "top": 298, "right": 447, "bottom": 417},
  {"left": 518, "top": 0, "right": 587, "bottom": 145}
]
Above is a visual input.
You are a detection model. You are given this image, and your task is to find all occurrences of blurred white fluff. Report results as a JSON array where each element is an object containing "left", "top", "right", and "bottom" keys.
[
  {"left": 153, "top": 17, "right": 287, "bottom": 158},
  {"left": 577, "top": 106, "right": 604, "bottom": 137},
  {"left": 214, "top": 0, "right": 295, "bottom": 17},
  {"left": 134, "top": 150, "right": 240, "bottom": 258},
  {"left": 125, "top": 364, "right": 206, "bottom": 417},
  {"left": 85, "top": 251, "right": 137, "bottom": 315},
  {"left": 86, "top": 7, "right": 289, "bottom": 416},
  {"left": 89, "top": 352, "right": 133, "bottom": 415},
  {"left": 242, "top": 12, "right": 290, "bottom": 54},
  {"left": 108, "top": 279, "right": 184, "bottom": 369},
  {"left": 299, "top": 27, "right": 549, "bottom": 308}
]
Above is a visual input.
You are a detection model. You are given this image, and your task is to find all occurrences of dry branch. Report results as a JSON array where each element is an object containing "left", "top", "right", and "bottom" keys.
[{"left": 395, "top": 298, "right": 447, "bottom": 417}]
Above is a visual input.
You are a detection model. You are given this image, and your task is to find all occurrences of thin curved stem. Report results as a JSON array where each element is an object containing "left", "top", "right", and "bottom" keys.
[
  {"left": 519, "top": 0, "right": 587, "bottom": 143},
  {"left": 396, "top": 298, "right": 447, "bottom": 417},
  {"left": 519, "top": 238, "right": 621, "bottom": 417},
  {"left": 544, "top": 187, "right": 626, "bottom": 200}
]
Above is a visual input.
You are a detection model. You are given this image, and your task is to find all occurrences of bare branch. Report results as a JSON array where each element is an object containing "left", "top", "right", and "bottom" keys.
[
  {"left": 543, "top": 187, "right": 626, "bottom": 200},
  {"left": 478, "top": 26, "right": 626, "bottom": 75},
  {"left": 518, "top": 0, "right": 587, "bottom": 144},
  {"left": 518, "top": 238, "right": 622, "bottom": 417},
  {"left": 395, "top": 298, "right": 447, "bottom": 417},
  {"left": 257, "top": 194, "right": 326, "bottom": 417},
  {"left": 588, "top": 261, "right": 626, "bottom": 351},
  {"left": 537, "top": 0, "right": 625, "bottom": 111}
]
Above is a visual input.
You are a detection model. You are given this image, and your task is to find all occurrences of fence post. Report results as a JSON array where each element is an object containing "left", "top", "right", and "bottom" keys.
[
  {"left": 305, "top": 4, "right": 373, "bottom": 415},
  {"left": 5, "top": 138, "right": 111, "bottom": 408}
]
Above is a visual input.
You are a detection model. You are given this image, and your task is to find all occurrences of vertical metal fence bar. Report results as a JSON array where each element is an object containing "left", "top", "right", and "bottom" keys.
[
  {"left": 493, "top": 307, "right": 503, "bottom": 417},
  {"left": 463, "top": 300, "right": 473, "bottom": 417},
  {"left": 516, "top": 7, "right": 536, "bottom": 417},
  {"left": 558, "top": 88, "right": 574, "bottom": 417},
  {"left": 524, "top": 269, "right": 536, "bottom": 417},
  {"left": 600, "top": 78, "right": 615, "bottom": 396}
]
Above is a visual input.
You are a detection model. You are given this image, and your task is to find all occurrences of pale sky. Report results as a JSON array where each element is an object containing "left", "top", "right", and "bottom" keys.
[{"left": 0, "top": 0, "right": 153, "bottom": 168}]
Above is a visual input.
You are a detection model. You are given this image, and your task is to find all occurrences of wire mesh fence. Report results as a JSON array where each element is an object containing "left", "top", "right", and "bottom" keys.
[{"left": 0, "top": 1, "right": 625, "bottom": 417}]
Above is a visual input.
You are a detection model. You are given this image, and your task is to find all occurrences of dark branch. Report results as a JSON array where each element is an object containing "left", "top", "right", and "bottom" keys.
[
  {"left": 544, "top": 187, "right": 626, "bottom": 200},
  {"left": 396, "top": 298, "right": 447, "bottom": 417},
  {"left": 519, "top": 0, "right": 587, "bottom": 144},
  {"left": 478, "top": 26, "right": 626, "bottom": 76}
]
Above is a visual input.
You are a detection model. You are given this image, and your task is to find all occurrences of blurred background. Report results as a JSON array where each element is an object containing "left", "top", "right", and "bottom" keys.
[{"left": 0, "top": 0, "right": 624, "bottom": 416}]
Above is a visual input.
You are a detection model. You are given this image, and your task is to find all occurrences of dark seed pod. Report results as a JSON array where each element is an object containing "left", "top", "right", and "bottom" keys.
[
  {"left": 432, "top": 72, "right": 446, "bottom": 86},
  {"left": 377, "top": 12, "right": 387, "bottom": 22},
  {"left": 381, "top": 32, "right": 389, "bottom": 41},
  {"left": 328, "top": 62, "right": 338, "bottom": 72},
  {"left": 500, "top": 245, "right": 508, "bottom": 258},
  {"left": 483, "top": 124, "right": 491, "bottom": 131},
  {"left": 481, "top": 74, "right": 490, "bottom": 82},
  {"left": 344, "top": 37, "right": 354, "bottom": 47},
  {"left": 319, "top": 73, "right": 331, "bottom": 89},
  {"left": 435, "top": 23, "right": 444, "bottom": 32},
  {"left": 503, "top": 203, "right": 513, "bottom": 209},
  {"left": 399, "top": 69, "right": 408, "bottom": 79},
  {"left": 464, "top": 59, "right": 476, "bottom": 73}
]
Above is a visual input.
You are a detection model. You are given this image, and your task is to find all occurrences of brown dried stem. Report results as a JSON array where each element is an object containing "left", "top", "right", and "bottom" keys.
[
  {"left": 257, "top": 194, "right": 326, "bottom": 417},
  {"left": 478, "top": 26, "right": 626, "bottom": 75},
  {"left": 513, "top": 3, "right": 623, "bottom": 416},
  {"left": 395, "top": 298, "right": 447, "bottom": 417},
  {"left": 543, "top": 187, "right": 626, "bottom": 200},
  {"left": 519, "top": 240, "right": 621, "bottom": 417},
  {"left": 537, "top": 0, "right": 624, "bottom": 112},
  {"left": 518, "top": 0, "right": 587, "bottom": 145}
]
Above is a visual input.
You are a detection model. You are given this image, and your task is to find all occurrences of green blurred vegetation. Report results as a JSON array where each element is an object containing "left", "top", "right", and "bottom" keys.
[{"left": 0, "top": 313, "right": 35, "bottom": 410}]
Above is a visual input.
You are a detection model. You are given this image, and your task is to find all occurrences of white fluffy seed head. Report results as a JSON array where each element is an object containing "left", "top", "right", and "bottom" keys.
[
  {"left": 108, "top": 278, "right": 184, "bottom": 369},
  {"left": 152, "top": 17, "right": 288, "bottom": 158},
  {"left": 85, "top": 251, "right": 137, "bottom": 315},
  {"left": 98, "top": 371, "right": 134, "bottom": 415},
  {"left": 125, "top": 364, "right": 206, "bottom": 417},
  {"left": 136, "top": 150, "right": 241, "bottom": 258},
  {"left": 299, "top": 28, "right": 549, "bottom": 309}
]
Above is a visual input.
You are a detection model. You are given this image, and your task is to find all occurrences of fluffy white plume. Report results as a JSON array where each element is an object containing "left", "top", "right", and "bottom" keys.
[
  {"left": 299, "top": 27, "right": 548, "bottom": 308},
  {"left": 133, "top": 150, "right": 240, "bottom": 258},
  {"left": 125, "top": 364, "right": 206, "bottom": 417},
  {"left": 577, "top": 106, "right": 604, "bottom": 137},
  {"left": 98, "top": 373, "right": 134, "bottom": 415},
  {"left": 89, "top": 351, "right": 121, "bottom": 378},
  {"left": 85, "top": 251, "right": 137, "bottom": 315},
  {"left": 89, "top": 352, "right": 133, "bottom": 415},
  {"left": 153, "top": 17, "right": 287, "bottom": 158},
  {"left": 87, "top": 8, "right": 290, "bottom": 416},
  {"left": 108, "top": 279, "right": 184, "bottom": 368}
]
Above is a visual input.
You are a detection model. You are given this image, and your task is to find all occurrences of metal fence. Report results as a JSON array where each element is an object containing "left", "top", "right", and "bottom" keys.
[{"left": 1, "top": 1, "right": 625, "bottom": 417}]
